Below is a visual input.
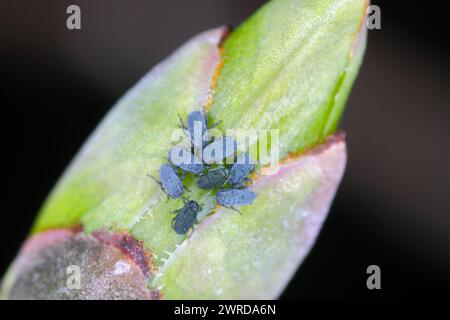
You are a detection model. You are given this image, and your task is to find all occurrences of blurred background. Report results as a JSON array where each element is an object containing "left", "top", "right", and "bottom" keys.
[{"left": 1, "top": 0, "right": 449, "bottom": 299}]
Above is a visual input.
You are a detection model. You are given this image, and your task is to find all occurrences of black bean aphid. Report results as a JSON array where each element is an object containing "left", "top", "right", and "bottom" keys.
[
  {"left": 149, "top": 164, "right": 184, "bottom": 199},
  {"left": 178, "top": 111, "right": 207, "bottom": 148},
  {"left": 197, "top": 166, "right": 229, "bottom": 190},
  {"left": 216, "top": 188, "right": 256, "bottom": 207},
  {"left": 172, "top": 200, "right": 200, "bottom": 235},
  {"left": 187, "top": 111, "right": 207, "bottom": 139},
  {"left": 168, "top": 148, "right": 204, "bottom": 175},
  {"left": 202, "top": 136, "right": 237, "bottom": 164},
  {"left": 229, "top": 153, "right": 255, "bottom": 187}
]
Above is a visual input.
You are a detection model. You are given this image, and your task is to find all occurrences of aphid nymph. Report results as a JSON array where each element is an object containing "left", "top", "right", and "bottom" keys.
[
  {"left": 149, "top": 164, "right": 184, "bottom": 199},
  {"left": 216, "top": 188, "right": 256, "bottom": 208},
  {"left": 229, "top": 153, "right": 255, "bottom": 187},
  {"left": 197, "top": 166, "right": 229, "bottom": 190},
  {"left": 187, "top": 111, "right": 207, "bottom": 138},
  {"left": 202, "top": 136, "right": 237, "bottom": 164},
  {"left": 179, "top": 110, "right": 222, "bottom": 148},
  {"left": 178, "top": 111, "right": 207, "bottom": 148},
  {"left": 168, "top": 148, "right": 204, "bottom": 175},
  {"left": 172, "top": 200, "right": 200, "bottom": 235}
]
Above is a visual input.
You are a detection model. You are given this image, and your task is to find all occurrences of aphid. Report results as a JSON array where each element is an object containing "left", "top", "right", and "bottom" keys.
[
  {"left": 149, "top": 164, "right": 184, "bottom": 199},
  {"left": 168, "top": 148, "right": 204, "bottom": 175},
  {"left": 178, "top": 111, "right": 207, "bottom": 148},
  {"left": 216, "top": 188, "right": 257, "bottom": 207},
  {"left": 172, "top": 200, "right": 200, "bottom": 235},
  {"left": 202, "top": 136, "right": 237, "bottom": 164},
  {"left": 179, "top": 110, "right": 222, "bottom": 148},
  {"left": 187, "top": 111, "right": 207, "bottom": 139},
  {"left": 229, "top": 153, "right": 255, "bottom": 187},
  {"left": 197, "top": 166, "right": 229, "bottom": 190}
]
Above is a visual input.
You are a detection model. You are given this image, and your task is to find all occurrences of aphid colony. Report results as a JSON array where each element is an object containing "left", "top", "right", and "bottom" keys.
[{"left": 152, "top": 111, "right": 257, "bottom": 235}]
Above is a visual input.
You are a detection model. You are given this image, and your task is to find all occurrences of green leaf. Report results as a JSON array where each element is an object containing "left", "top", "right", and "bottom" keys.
[
  {"left": 210, "top": 0, "right": 367, "bottom": 155},
  {"left": 2, "top": 0, "right": 367, "bottom": 299}
]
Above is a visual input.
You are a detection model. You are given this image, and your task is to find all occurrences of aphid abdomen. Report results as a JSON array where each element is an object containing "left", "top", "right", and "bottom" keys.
[{"left": 216, "top": 188, "right": 256, "bottom": 206}]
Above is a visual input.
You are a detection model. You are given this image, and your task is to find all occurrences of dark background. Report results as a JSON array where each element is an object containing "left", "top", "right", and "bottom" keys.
[{"left": 1, "top": 1, "right": 449, "bottom": 299}]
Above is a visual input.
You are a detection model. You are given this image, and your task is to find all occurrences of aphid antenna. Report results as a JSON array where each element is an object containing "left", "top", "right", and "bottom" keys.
[
  {"left": 147, "top": 173, "right": 162, "bottom": 186},
  {"left": 224, "top": 205, "right": 242, "bottom": 215},
  {"left": 208, "top": 135, "right": 216, "bottom": 144},
  {"left": 181, "top": 196, "right": 189, "bottom": 204},
  {"left": 252, "top": 158, "right": 262, "bottom": 176},
  {"left": 163, "top": 250, "right": 173, "bottom": 257},
  {"left": 223, "top": 176, "right": 232, "bottom": 186},
  {"left": 208, "top": 119, "right": 223, "bottom": 130}
]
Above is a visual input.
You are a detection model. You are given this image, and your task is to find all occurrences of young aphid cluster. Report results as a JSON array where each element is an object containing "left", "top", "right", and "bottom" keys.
[{"left": 151, "top": 110, "right": 257, "bottom": 235}]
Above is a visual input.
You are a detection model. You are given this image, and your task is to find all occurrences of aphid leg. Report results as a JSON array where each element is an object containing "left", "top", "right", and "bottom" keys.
[
  {"left": 164, "top": 194, "right": 171, "bottom": 202},
  {"left": 208, "top": 119, "right": 223, "bottom": 129},
  {"left": 147, "top": 173, "right": 171, "bottom": 200},
  {"left": 163, "top": 250, "right": 172, "bottom": 257},
  {"left": 232, "top": 206, "right": 243, "bottom": 215},
  {"left": 203, "top": 133, "right": 216, "bottom": 145},
  {"left": 255, "top": 159, "right": 262, "bottom": 176},
  {"left": 147, "top": 174, "right": 162, "bottom": 187},
  {"left": 164, "top": 155, "right": 171, "bottom": 164},
  {"left": 232, "top": 206, "right": 243, "bottom": 214},
  {"left": 244, "top": 177, "right": 253, "bottom": 186},
  {"left": 223, "top": 175, "right": 231, "bottom": 186},
  {"left": 223, "top": 204, "right": 242, "bottom": 214},
  {"left": 177, "top": 113, "right": 186, "bottom": 129},
  {"left": 186, "top": 226, "right": 195, "bottom": 240},
  {"left": 181, "top": 197, "right": 189, "bottom": 204},
  {"left": 171, "top": 216, "right": 176, "bottom": 228}
]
